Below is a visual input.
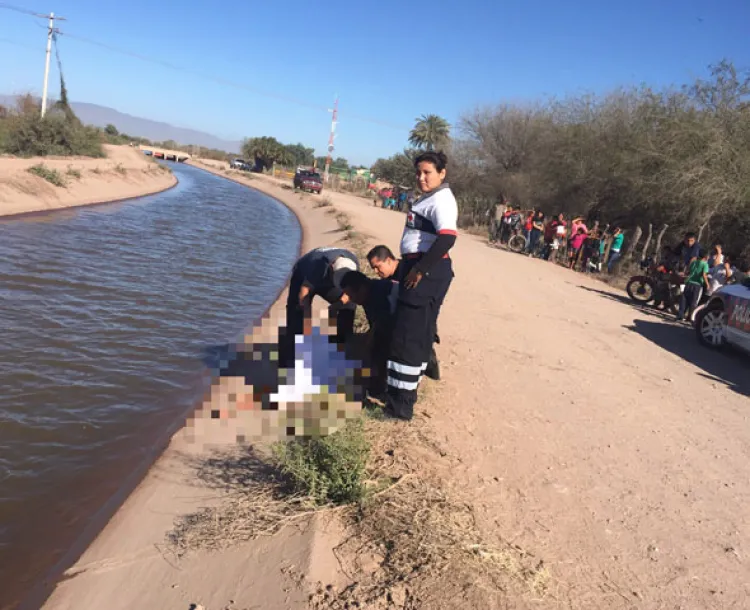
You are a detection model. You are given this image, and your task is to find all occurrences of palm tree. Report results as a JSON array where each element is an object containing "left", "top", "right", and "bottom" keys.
[
  {"left": 242, "top": 136, "right": 290, "bottom": 170},
  {"left": 408, "top": 114, "right": 450, "bottom": 151}
]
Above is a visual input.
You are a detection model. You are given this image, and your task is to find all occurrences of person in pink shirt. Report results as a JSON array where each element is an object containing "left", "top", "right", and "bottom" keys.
[
  {"left": 571, "top": 217, "right": 588, "bottom": 237},
  {"left": 568, "top": 227, "right": 588, "bottom": 269}
]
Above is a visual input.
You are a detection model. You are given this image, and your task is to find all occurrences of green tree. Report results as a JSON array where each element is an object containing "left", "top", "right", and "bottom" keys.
[
  {"left": 284, "top": 142, "right": 315, "bottom": 167},
  {"left": 333, "top": 156, "right": 350, "bottom": 170},
  {"left": 371, "top": 149, "right": 418, "bottom": 186},
  {"left": 408, "top": 114, "right": 450, "bottom": 151},
  {"left": 314, "top": 155, "right": 350, "bottom": 171},
  {"left": 104, "top": 124, "right": 119, "bottom": 137},
  {"left": 242, "top": 136, "right": 291, "bottom": 170}
]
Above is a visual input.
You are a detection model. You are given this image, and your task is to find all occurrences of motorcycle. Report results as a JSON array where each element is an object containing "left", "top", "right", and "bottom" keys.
[{"left": 626, "top": 256, "right": 682, "bottom": 315}]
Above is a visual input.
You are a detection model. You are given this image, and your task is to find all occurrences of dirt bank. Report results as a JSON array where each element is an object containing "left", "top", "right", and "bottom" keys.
[
  {"left": 38, "top": 164, "right": 750, "bottom": 610},
  {"left": 0, "top": 144, "right": 176, "bottom": 217}
]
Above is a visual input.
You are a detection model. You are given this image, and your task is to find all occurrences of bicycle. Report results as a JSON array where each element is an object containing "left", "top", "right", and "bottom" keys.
[{"left": 508, "top": 232, "right": 527, "bottom": 253}]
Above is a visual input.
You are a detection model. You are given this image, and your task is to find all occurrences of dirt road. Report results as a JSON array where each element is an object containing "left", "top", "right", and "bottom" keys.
[{"left": 327, "top": 191, "right": 750, "bottom": 609}]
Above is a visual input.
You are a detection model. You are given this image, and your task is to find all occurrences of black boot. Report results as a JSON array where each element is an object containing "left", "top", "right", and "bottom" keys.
[{"left": 424, "top": 347, "right": 441, "bottom": 381}]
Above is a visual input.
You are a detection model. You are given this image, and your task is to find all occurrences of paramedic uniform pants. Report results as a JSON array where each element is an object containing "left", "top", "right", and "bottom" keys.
[{"left": 387, "top": 257, "right": 453, "bottom": 419}]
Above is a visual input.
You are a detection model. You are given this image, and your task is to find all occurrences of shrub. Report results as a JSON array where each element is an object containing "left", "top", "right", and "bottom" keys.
[
  {"left": 271, "top": 419, "right": 369, "bottom": 505},
  {"left": 27, "top": 163, "right": 66, "bottom": 187},
  {"left": 114, "top": 163, "right": 127, "bottom": 175},
  {"left": 0, "top": 96, "right": 104, "bottom": 158}
]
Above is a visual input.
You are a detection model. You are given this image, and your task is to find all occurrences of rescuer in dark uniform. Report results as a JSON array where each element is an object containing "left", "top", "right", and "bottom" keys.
[
  {"left": 366, "top": 244, "right": 442, "bottom": 380},
  {"left": 385, "top": 151, "right": 457, "bottom": 420},
  {"left": 279, "top": 247, "right": 359, "bottom": 368},
  {"left": 339, "top": 270, "right": 399, "bottom": 399}
]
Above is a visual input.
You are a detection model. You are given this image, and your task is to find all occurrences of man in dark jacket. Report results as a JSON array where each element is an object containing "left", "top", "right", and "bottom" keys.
[
  {"left": 279, "top": 247, "right": 359, "bottom": 367},
  {"left": 340, "top": 270, "right": 398, "bottom": 398}
]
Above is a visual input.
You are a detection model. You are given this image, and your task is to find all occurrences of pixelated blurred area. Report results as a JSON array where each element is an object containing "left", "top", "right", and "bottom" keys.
[{"left": 188, "top": 311, "right": 365, "bottom": 444}]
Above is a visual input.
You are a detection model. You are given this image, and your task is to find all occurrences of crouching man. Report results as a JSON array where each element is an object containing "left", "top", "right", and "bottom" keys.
[
  {"left": 279, "top": 247, "right": 359, "bottom": 368},
  {"left": 339, "top": 270, "right": 398, "bottom": 400}
]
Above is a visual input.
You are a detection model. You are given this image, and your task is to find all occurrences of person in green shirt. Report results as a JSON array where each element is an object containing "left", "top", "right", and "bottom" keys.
[
  {"left": 607, "top": 227, "right": 625, "bottom": 273},
  {"left": 677, "top": 249, "right": 710, "bottom": 321}
]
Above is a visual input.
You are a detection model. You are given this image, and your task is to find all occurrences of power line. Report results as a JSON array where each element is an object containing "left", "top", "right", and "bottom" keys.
[
  {"left": 0, "top": 2, "right": 44, "bottom": 17},
  {"left": 58, "top": 31, "right": 408, "bottom": 130},
  {"left": 0, "top": 2, "right": 409, "bottom": 131},
  {"left": 59, "top": 31, "right": 331, "bottom": 114}
]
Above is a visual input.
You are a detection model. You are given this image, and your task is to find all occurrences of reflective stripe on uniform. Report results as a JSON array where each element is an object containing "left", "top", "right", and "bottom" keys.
[
  {"left": 387, "top": 376, "right": 420, "bottom": 390},
  {"left": 387, "top": 360, "right": 423, "bottom": 376}
]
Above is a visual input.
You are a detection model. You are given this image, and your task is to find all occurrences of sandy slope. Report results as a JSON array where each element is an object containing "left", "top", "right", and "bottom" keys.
[
  {"left": 0, "top": 144, "right": 176, "bottom": 217},
  {"left": 37, "top": 166, "right": 750, "bottom": 610}
]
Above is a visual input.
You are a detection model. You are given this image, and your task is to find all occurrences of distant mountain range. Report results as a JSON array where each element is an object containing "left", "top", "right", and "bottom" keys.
[{"left": 0, "top": 95, "right": 242, "bottom": 153}]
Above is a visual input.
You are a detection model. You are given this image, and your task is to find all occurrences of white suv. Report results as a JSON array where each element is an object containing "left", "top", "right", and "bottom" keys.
[{"left": 694, "top": 280, "right": 750, "bottom": 353}]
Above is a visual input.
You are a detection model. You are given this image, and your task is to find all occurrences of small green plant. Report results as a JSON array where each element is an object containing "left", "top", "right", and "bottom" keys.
[
  {"left": 65, "top": 166, "right": 82, "bottom": 180},
  {"left": 272, "top": 418, "right": 369, "bottom": 505},
  {"left": 114, "top": 163, "right": 127, "bottom": 175},
  {"left": 90, "top": 167, "right": 102, "bottom": 175},
  {"left": 27, "top": 163, "right": 65, "bottom": 187}
]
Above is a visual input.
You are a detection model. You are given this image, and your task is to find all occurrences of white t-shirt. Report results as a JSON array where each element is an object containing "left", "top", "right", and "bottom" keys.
[
  {"left": 708, "top": 264, "right": 733, "bottom": 295},
  {"left": 400, "top": 185, "right": 458, "bottom": 255}
]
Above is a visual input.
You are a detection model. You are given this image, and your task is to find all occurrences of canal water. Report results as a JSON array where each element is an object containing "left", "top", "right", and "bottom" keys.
[{"left": 0, "top": 163, "right": 301, "bottom": 607}]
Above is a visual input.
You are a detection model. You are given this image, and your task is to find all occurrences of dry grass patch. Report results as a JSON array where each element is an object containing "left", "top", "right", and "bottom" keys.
[
  {"left": 167, "top": 420, "right": 372, "bottom": 557},
  {"left": 65, "top": 165, "right": 82, "bottom": 180},
  {"left": 167, "top": 448, "right": 316, "bottom": 557}
]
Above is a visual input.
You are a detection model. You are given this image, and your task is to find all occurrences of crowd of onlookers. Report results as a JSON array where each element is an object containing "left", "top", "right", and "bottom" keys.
[
  {"left": 489, "top": 203, "right": 749, "bottom": 322},
  {"left": 376, "top": 187, "right": 415, "bottom": 211},
  {"left": 490, "top": 205, "right": 626, "bottom": 273}
]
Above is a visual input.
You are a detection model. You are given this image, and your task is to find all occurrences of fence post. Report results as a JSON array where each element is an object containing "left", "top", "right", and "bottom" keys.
[
  {"left": 654, "top": 224, "right": 669, "bottom": 262},
  {"left": 640, "top": 223, "right": 653, "bottom": 261},
  {"left": 697, "top": 219, "right": 710, "bottom": 244},
  {"left": 624, "top": 225, "right": 643, "bottom": 261}
]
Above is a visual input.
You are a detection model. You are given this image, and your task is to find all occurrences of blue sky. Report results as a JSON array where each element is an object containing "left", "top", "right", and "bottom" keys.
[{"left": 1, "top": 0, "right": 749, "bottom": 165}]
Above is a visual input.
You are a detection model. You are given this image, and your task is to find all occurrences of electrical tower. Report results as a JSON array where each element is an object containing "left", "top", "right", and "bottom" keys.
[{"left": 323, "top": 96, "right": 338, "bottom": 183}]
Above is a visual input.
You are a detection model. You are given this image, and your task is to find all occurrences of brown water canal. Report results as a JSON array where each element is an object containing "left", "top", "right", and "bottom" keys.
[{"left": 0, "top": 163, "right": 301, "bottom": 608}]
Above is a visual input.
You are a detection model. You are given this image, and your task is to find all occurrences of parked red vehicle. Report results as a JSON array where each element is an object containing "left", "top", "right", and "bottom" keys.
[{"left": 293, "top": 169, "right": 323, "bottom": 194}]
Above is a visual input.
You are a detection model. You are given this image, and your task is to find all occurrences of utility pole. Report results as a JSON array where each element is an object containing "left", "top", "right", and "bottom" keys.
[
  {"left": 37, "top": 11, "right": 65, "bottom": 117},
  {"left": 323, "top": 96, "right": 338, "bottom": 183}
]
